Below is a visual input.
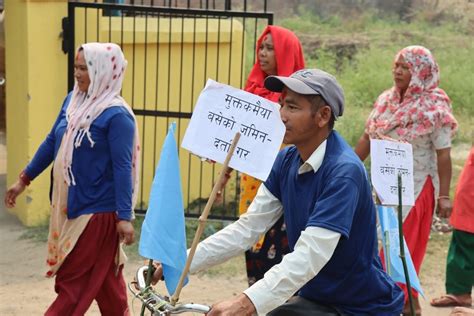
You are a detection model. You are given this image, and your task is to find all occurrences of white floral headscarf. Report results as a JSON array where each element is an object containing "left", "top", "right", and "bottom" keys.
[{"left": 63, "top": 42, "right": 140, "bottom": 209}]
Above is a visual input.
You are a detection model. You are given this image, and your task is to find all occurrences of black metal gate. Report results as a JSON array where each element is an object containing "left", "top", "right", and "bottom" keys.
[{"left": 65, "top": 1, "right": 273, "bottom": 220}]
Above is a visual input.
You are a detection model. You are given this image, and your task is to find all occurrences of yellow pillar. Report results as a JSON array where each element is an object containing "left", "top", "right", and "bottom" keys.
[{"left": 5, "top": 0, "right": 68, "bottom": 226}]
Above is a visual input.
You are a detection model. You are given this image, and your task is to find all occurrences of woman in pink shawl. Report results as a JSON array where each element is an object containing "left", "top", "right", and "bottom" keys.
[{"left": 355, "top": 45, "right": 457, "bottom": 315}]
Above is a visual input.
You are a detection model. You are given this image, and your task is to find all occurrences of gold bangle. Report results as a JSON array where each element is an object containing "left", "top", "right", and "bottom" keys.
[{"left": 437, "top": 195, "right": 450, "bottom": 200}]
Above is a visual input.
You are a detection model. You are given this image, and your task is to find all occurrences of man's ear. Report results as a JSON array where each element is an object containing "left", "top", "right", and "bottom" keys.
[{"left": 317, "top": 106, "right": 332, "bottom": 128}]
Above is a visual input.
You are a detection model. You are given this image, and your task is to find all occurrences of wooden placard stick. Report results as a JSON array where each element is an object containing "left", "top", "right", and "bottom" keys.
[{"left": 171, "top": 132, "right": 241, "bottom": 305}]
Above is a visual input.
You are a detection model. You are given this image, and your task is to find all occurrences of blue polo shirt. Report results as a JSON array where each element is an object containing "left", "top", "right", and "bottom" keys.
[
  {"left": 25, "top": 93, "right": 135, "bottom": 221},
  {"left": 264, "top": 131, "right": 403, "bottom": 315}
]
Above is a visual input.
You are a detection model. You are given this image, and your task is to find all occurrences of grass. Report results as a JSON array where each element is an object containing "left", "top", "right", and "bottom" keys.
[
  {"left": 19, "top": 224, "right": 49, "bottom": 242},
  {"left": 280, "top": 11, "right": 474, "bottom": 145}
]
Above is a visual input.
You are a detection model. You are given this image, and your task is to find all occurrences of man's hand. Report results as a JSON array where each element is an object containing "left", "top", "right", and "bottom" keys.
[
  {"left": 207, "top": 293, "right": 256, "bottom": 316},
  {"left": 151, "top": 262, "right": 164, "bottom": 285},
  {"left": 214, "top": 167, "right": 233, "bottom": 203},
  {"left": 437, "top": 197, "right": 453, "bottom": 218},
  {"left": 117, "top": 220, "right": 135, "bottom": 245},
  {"left": 5, "top": 180, "right": 26, "bottom": 208}
]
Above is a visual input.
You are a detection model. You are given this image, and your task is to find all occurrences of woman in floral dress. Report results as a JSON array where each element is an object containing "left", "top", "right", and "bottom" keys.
[{"left": 354, "top": 45, "right": 458, "bottom": 315}]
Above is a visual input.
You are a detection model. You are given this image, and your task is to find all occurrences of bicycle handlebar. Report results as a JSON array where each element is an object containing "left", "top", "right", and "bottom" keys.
[{"left": 129, "top": 265, "right": 211, "bottom": 315}]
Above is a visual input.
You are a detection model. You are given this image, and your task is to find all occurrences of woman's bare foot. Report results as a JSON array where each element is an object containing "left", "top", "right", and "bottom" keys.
[{"left": 450, "top": 306, "right": 474, "bottom": 316}]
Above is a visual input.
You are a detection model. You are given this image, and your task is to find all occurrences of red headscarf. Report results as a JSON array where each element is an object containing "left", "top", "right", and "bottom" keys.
[{"left": 244, "top": 25, "right": 305, "bottom": 102}]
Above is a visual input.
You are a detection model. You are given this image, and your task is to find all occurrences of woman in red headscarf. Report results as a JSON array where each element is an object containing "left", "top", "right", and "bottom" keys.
[
  {"left": 355, "top": 45, "right": 458, "bottom": 315},
  {"left": 244, "top": 25, "right": 305, "bottom": 102},
  {"left": 220, "top": 25, "right": 305, "bottom": 286}
]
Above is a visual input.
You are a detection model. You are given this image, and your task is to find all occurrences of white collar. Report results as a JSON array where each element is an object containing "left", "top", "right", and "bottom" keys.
[{"left": 297, "top": 140, "right": 327, "bottom": 175}]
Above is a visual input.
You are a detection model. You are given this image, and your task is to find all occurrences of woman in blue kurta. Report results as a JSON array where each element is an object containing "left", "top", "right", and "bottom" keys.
[{"left": 4, "top": 43, "right": 140, "bottom": 315}]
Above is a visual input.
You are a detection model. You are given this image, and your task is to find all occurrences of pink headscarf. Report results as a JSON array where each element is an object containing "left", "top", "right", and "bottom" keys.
[
  {"left": 63, "top": 42, "right": 140, "bottom": 208},
  {"left": 365, "top": 45, "right": 457, "bottom": 141}
]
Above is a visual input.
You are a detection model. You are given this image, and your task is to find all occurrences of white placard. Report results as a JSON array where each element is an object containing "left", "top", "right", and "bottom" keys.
[
  {"left": 370, "top": 139, "right": 415, "bottom": 206},
  {"left": 182, "top": 79, "right": 286, "bottom": 181}
]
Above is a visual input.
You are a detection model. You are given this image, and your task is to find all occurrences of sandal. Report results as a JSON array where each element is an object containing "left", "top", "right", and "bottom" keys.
[{"left": 430, "top": 294, "right": 472, "bottom": 307}]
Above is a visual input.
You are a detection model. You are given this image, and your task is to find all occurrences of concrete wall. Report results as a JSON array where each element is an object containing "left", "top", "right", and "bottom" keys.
[{"left": 5, "top": 0, "right": 68, "bottom": 226}]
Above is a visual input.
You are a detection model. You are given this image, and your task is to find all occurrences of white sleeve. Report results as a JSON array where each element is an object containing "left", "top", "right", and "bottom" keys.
[
  {"left": 190, "top": 184, "right": 283, "bottom": 273},
  {"left": 430, "top": 125, "right": 452, "bottom": 150},
  {"left": 243, "top": 226, "right": 341, "bottom": 315}
]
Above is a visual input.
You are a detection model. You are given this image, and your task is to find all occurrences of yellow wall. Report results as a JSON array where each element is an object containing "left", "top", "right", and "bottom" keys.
[
  {"left": 6, "top": 1, "right": 245, "bottom": 225},
  {"left": 5, "top": 0, "right": 68, "bottom": 226}
]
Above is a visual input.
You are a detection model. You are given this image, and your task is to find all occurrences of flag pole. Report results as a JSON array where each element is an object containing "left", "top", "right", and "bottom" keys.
[
  {"left": 384, "top": 230, "right": 391, "bottom": 276},
  {"left": 398, "top": 174, "right": 415, "bottom": 316},
  {"left": 171, "top": 132, "right": 241, "bottom": 306}
]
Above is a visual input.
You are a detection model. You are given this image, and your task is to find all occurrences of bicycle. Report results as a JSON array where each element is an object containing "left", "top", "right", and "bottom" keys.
[{"left": 128, "top": 265, "right": 211, "bottom": 315}]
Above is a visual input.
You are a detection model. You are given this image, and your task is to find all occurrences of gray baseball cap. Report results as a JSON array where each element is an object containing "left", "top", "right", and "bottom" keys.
[{"left": 264, "top": 69, "right": 345, "bottom": 117}]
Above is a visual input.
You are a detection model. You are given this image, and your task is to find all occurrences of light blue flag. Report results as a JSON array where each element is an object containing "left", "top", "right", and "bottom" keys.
[
  {"left": 139, "top": 122, "right": 188, "bottom": 296},
  {"left": 377, "top": 205, "right": 424, "bottom": 297}
]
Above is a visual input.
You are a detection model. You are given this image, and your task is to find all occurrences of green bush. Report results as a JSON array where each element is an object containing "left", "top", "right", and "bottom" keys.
[{"left": 280, "top": 11, "right": 474, "bottom": 145}]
